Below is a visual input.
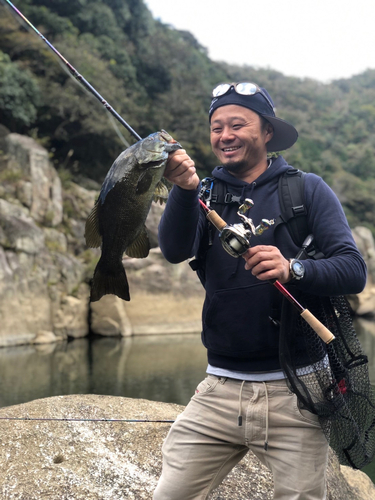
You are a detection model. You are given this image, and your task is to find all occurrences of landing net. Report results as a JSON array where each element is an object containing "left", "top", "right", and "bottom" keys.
[{"left": 280, "top": 292, "right": 375, "bottom": 469}]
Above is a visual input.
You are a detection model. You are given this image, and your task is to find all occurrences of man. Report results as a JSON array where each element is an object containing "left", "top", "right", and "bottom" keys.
[{"left": 153, "top": 83, "right": 367, "bottom": 500}]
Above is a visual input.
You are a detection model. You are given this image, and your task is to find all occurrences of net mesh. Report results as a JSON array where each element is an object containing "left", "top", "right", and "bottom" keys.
[{"left": 279, "top": 292, "right": 375, "bottom": 469}]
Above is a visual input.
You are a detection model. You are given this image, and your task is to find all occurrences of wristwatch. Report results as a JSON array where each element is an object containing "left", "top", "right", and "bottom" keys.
[{"left": 289, "top": 259, "right": 305, "bottom": 281}]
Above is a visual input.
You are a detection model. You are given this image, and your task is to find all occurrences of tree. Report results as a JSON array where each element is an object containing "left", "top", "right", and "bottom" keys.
[{"left": 0, "top": 51, "right": 40, "bottom": 129}]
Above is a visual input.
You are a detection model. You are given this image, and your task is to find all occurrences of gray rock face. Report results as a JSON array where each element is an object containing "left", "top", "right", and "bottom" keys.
[
  {"left": 0, "top": 395, "right": 373, "bottom": 500},
  {"left": 0, "top": 133, "right": 89, "bottom": 345},
  {"left": 90, "top": 295, "right": 133, "bottom": 337},
  {"left": 349, "top": 226, "right": 375, "bottom": 316},
  {"left": 4, "top": 133, "right": 63, "bottom": 226}
]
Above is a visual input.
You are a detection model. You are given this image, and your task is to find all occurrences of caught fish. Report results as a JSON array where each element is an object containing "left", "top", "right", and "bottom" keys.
[{"left": 85, "top": 130, "right": 181, "bottom": 302}]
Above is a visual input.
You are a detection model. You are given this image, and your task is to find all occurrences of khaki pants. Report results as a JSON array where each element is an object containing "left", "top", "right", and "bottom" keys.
[{"left": 154, "top": 376, "right": 328, "bottom": 500}]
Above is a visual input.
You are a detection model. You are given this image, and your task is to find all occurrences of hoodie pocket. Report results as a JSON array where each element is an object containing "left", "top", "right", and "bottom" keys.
[{"left": 202, "top": 283, "right": 279, "bottom": 357}]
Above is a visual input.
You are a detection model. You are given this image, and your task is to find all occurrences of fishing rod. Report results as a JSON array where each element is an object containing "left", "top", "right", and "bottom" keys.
[
  {"left": 198, "top": 198, "right": 335, "bottom": 345},
  {"left": 1, "top": 0, "right": 142, "bottom": 142}
]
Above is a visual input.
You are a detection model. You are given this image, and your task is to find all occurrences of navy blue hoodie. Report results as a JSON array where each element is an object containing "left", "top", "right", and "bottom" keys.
[{"left": 158, "top": 156, "right": 367, "bottom": 371}]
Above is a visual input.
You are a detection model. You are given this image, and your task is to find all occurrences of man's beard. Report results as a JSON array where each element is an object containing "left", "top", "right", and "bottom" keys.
[{"left": 222, "top": 160, "right": 248, "bottom": 174}]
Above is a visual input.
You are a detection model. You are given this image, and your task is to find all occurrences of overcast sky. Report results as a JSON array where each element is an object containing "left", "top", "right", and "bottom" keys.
[{"left": 145, "top": 0, "right": 375, "bottom": 83}]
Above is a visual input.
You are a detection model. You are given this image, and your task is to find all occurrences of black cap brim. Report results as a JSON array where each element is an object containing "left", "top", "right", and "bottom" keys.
[{"left": 262, "top": 115, "right": 298, "bottom": 152}]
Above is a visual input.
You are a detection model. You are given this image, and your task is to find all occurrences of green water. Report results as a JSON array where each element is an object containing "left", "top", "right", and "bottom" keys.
[
  {"left": 362, "top": 460, "right": 375, "bottom": 484},
  {"left": 0, "top": 334, "right": 208, "bottom": 408}
]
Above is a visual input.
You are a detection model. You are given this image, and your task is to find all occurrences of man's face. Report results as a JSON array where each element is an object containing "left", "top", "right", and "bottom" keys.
[{"left": 210, "top": 105, "right": 272, "bottom": 176}]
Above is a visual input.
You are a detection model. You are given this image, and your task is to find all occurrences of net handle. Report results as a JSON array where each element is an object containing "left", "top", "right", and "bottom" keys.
[{"left": 300, "top": 309, "right": 335, "bottom": 344}]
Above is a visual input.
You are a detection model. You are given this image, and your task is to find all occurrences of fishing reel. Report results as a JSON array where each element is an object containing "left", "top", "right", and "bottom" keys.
[{"left": 219, "top": 199, "right": 275, "bottom": 258}]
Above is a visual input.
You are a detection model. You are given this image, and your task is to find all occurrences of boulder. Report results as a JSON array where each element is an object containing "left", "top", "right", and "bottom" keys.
[
  {"left": 90, "top": 295, "right": 133, "bottom": 337},
  {"left": 52, "top": 288, "right": 90, "bottom": 339},
  {"left": 0, "top": 395, "right": 373, "bottom": 499},
  {"left": 0, "top": 209, "right": 45, "bottom": 254},
  {"left": 32, "top": 330, "right": 59, "bottom": 344},
  {"left": 348, "top": 227, "right": 375, "bottom": 317},
  {"left": 121, "top": 247, "right": 204, "bottom": 335},
  {"left": 353, "top": 226, "right": 375, "bottom": 282},
  {"left": 0, "top": 134, "right": 91, "bottom": 345},
  {"left": 62, "top": 181, "right": 98, "bottom": 254},
  {"left": 3, "top": 133, "right": 63, "bottom": 227},
  {"left": 0, "top": 243, "right": 89, "bottom": 344}
]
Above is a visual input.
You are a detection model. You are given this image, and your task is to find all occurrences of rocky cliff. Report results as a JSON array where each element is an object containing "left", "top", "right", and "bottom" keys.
[
  {"left": 0, "top": 130, "right": 373, "bottom": 346},
  {"left": 0, "top": 130, "right": 204, "bottom": 346}
]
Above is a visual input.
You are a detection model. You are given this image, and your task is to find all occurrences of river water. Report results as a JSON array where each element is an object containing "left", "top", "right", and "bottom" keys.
[{"left": 0, "top": 318, "right": 374, "bottom": 481}]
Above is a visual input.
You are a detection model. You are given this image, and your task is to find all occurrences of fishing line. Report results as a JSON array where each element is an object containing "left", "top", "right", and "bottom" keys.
[
  {"left": 0, "top": 416, "right": 175, "bottom": 423},
  {"left": 107, "top": 113, "right": 131, "bottom": 148},
  {"left": 0, "top": 0, "right": 142, "bottom": 143}
]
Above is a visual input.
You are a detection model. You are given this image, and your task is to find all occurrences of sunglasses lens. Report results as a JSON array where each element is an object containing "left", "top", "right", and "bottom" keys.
[
  {"left": 212, "top": 83, "right": 231, "bottom": 97},
  {"left": 236, "top": 82, "right": 258, "bottom": 95}
]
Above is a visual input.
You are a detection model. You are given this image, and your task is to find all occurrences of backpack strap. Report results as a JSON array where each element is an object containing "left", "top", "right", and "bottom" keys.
[
  {"left": 276, "top": 168, "right": 309, "bottom": 248},
  {"left": 200, "top": 177, "right": 241, "bottom": 213},
  {"left": 275, "top": 168, "right": 324, "bottom": 259},
  {"left": 190, "top": 178, "right": 242, "bottom": 283}
]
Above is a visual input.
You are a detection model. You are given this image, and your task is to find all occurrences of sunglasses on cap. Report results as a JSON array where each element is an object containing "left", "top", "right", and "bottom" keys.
[{"left": 211, "top": 82, "right": 275, "bottom": 113}]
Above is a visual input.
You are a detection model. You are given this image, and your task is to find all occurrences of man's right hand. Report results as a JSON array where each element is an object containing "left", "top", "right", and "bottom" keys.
[{"left": 164, "top": 149, "right": 200, "bottom": 190}]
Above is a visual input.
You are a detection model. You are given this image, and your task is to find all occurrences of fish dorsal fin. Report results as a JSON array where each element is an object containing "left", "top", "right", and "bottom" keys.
[
  {"left": 85, "top": 200, "right": 102, "bottom": 248},
  {"left": 153, "top": 179, "right": 170, "bottom": 205},
  {"left": 125, "top": 226, "right": 150, "bottom": 258}
]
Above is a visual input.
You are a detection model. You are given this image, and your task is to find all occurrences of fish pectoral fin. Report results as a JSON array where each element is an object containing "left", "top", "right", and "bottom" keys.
[
  {"left": 125, "top": 226, "right": 150, "bottom": 258},
  {"left": 136, "top": 170, "right": 153, "bottom": 195},
  {"left": 85, "top": 201, "right": 102, "bottom": 248},
  {"left": 153, "top": 179, "right": 170, "bottom": 205}
]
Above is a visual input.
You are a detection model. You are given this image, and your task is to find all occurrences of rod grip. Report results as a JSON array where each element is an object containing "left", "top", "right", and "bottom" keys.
[
  {"left": 300, "top": 309, "right": 335, "bottom": 344},
  {"left": 206, "top": 210, "right": 227, "bottom": 231}
]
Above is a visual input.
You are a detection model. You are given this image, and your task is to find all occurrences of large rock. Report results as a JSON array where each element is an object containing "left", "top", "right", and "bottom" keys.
[
  {"left": 3, "top": 133, "right": 63, "bottom": 227},
  {"left": 353, "top": 226, "right": 375, "bottom": 282},
  {"left": 122, "top": 247, "right": 204, "bottom": 334},
  {"left": 0, "top": 200, "right": 45, "bottom": 254},
  {"left": 52, "top": 284, "right": 90, "bottom": 339},
  {"left": 349, "top": 226, "right": 375, "bottom": 316},
  {"left": 0, "top": 134, "right": 92, "bottom": 344},
  {"left": 90, "top": 295, "right": 132, "bottom": 337},
  {"left": 0, "top": 395, "right": 373, "bottom": 499},
  {"left": 0, "top": 241, "right": 89, "bottom": 345}
]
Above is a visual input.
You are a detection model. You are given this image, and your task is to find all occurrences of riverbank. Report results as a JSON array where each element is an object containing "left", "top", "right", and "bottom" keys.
[{"left": 0, "top": 394, "right": 374, "bottom": 499}]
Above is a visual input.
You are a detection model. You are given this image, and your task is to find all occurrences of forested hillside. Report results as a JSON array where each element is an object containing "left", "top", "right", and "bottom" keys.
[{"left": 0, "top": 0, "right": 374, "bottom": 233}]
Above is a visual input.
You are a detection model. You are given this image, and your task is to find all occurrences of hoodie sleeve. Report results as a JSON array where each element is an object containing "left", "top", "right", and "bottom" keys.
[
  {"left": 294, "top": 174, "right": 367, "bottom": 296},
  {"left": 158, "top": 184, "right": 205, "bottom": 264}
]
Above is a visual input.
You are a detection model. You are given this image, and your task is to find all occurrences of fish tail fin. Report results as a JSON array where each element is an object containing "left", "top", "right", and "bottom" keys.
[{"left": 90, "top": 258, "right": 130, "bottom": 302}]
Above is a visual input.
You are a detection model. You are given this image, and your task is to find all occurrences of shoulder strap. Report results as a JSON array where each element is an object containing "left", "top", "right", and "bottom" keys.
[
  {"left": 277, "top": 168, "right": 309, "bottom": 248},
  {"left": 200, "top": 177, "right": 241, "bottom": 216},
  {"left": 190, "top": 177, "right": 242, "bottom": 282}
]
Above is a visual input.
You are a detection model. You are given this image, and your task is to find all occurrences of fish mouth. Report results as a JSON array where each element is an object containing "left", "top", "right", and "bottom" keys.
[{"left": 146, "top": 159, "right": 165, "bottom": 169}]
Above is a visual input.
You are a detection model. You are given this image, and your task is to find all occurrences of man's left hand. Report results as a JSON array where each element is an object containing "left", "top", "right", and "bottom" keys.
[{"left": 242, "top": 245, "right": 291, "bottom": 283}]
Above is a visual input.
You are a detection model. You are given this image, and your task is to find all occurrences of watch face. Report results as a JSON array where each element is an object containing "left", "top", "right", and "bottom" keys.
[{"left": 292, "top": 260, "right": 304, "bottom": 277}]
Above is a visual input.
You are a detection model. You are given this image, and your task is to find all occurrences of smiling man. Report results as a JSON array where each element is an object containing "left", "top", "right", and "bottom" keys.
[
  {"left": 153, "top": 83, "right": 367, "bottom": 500},
  {"left": 210, "top": 105, "right": 273, "bottom": 182}
]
